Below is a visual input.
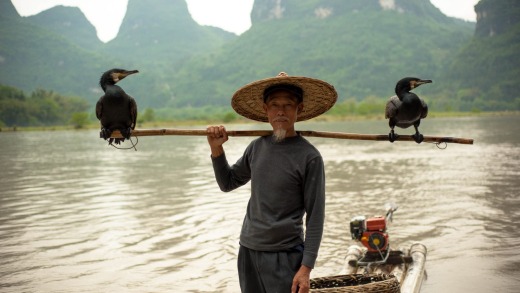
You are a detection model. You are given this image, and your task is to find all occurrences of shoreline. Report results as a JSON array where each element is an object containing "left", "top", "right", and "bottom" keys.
[{"left": 1, "top": 111, "right": 518, "bottom": 133}]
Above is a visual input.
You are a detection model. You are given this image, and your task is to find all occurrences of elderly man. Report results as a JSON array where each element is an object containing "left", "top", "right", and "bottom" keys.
[{"left": 207, "top": 72, "right": 337, "bottom": 293}]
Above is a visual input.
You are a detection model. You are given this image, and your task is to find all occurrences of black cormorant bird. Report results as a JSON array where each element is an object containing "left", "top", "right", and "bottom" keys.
[
  {"left": 96, "top": 68, "right": 139, "bottom": 145},
  {"left": 385, "top": 77, "right": 432, "bottom": 143}
]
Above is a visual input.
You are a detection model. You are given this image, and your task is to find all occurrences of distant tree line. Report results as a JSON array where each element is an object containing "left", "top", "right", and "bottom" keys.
[
  {"left": 1, "top": 82, "right": 517, "bottom": 129},
  {"left": 0, "top": 84, "right": 89, "bottom": 128}
]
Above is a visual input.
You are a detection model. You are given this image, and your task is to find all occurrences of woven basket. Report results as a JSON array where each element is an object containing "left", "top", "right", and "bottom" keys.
[{"left": 310, "top": 274, "right": 400, "bottom": 293}]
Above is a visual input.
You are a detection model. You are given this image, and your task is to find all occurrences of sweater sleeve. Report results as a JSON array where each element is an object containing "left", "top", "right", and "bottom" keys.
[
  {"left": 301, "top": 155, "right": 326, "bottom": 268},
  {"left": 211, "top": 150, "right": 251, "bottom": 192}
]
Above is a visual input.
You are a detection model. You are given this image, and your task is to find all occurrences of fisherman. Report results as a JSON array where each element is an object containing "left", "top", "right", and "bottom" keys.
[{"left": 206, "top": 72, "right": 337, "bottom": 293}]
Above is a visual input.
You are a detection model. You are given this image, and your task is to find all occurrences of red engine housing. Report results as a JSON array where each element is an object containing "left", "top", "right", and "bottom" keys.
[
  {"left": 359, "top": 216, "right": 389, "bottom": 253},
  {"left": 366, "top": 216, "right": 386, "bottom": 231}
]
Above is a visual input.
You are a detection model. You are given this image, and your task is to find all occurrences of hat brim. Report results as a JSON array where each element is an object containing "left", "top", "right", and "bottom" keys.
[{"left": 231, "top": 74, "right": 338, "bottom": 122}]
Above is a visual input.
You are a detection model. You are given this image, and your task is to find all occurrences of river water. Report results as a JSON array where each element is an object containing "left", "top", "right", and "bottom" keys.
[{"left": 0, "top": 115, "right": 519, "bottom": 293}]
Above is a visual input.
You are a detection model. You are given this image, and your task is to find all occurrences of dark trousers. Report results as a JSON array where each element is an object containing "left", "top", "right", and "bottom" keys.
[{"left": 238, "top": 245, "right": 303, "bottom": 293}]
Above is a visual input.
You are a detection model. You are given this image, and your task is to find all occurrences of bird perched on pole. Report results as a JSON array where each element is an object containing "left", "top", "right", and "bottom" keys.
[
  {"left": 96, "top": 68, "right": 139, "bottom": 145},
  {"left": 385, "top": 77, "right": 432, "bottom": 143}
]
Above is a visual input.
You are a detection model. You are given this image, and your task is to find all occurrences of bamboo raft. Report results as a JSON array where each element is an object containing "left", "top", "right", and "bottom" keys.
[{"left": 310, "top": 243, "right": 427, "bottom": 292}]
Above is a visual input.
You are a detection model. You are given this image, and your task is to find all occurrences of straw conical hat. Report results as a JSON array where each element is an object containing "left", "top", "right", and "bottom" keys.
[{"left": 231, "top": 72, "right": 338, "bottom": 122}]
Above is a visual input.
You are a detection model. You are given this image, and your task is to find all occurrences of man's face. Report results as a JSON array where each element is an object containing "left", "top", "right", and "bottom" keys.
[{"left": 263, "top": 90, "right": 303, "bottom": 138}]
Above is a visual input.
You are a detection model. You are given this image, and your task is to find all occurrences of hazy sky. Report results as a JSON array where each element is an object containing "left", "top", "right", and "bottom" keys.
[{"left": 11, "top": 0, "right": 479, "bottom": 43}]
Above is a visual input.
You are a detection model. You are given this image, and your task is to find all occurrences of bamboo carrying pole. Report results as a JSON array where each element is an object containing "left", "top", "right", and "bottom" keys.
[{"left": 104, "top": 129, "right": 474, "bottom": 145}]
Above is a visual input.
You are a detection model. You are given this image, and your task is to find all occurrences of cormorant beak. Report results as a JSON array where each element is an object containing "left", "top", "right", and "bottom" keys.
[
  {"left": 112, "top": 70, "right": 139, "bottom": 83},
  {"left": 411, "top": 79, "right": 432, "bottom": 89},
  {"left": 119, "top": 70, "right": 139, "bottom": 79}
]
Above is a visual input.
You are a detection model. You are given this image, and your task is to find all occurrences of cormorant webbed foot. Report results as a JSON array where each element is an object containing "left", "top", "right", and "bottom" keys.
[
  {"left": 120, "top": 127, "right": 132, "bottom": 140},
  {"left": 108, "top": 138, "right": 124, "bottom": 145},
  {"left": 101, "top": 128, "right": 113, "bottom": 140},
  {"left": 412, "top": 132, "right": 424, "bottom": 144},
  {"left": 388, "top": 130, "right": 399, "bottom": 143}
]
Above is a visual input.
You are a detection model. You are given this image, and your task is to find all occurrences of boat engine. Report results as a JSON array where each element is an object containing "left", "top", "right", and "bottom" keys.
[
  {"left": 350, "top": 215, "right": 389, "bottom": 253},
  {"left": 349, "top": 204, "right": 397, "bottom": 264}
]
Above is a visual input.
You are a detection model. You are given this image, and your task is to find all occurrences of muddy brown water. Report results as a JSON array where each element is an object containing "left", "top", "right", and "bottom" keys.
[{"left": 1, "top": 115, "right": 518, "bottom": 292}]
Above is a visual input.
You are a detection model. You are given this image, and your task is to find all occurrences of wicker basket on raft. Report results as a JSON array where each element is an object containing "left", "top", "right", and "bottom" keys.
[{"left": 310, "top": 274, "right": 400, "bottom": 293}]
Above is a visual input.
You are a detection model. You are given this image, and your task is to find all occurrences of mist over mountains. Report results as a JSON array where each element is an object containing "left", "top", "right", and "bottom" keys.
[{"left": 1, "top": 0, "right": 518, "bottom": 112}]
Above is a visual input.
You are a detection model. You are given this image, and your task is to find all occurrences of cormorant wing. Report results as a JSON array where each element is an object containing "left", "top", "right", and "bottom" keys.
[
  {"left": 420, "top": 98, "right": 428, "bottom": 119},
  {"left": 385, "top": 95, "right": 401, "bottom": 119},
  {"left": 95, "top": 96, "right": 104, "bottom": 120},
  {"left": 129, "top": 96, "right": 137, "bottom": 130}
]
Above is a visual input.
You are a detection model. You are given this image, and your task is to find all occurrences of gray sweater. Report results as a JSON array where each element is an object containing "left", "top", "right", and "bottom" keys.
[{"left": 211, "top": 135, "right": 325, "bottom": 268}]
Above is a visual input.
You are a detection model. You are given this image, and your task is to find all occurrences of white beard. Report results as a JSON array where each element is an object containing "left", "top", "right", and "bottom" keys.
[{"left": 272, "top": 128, "right": 287, "bottom": 142}]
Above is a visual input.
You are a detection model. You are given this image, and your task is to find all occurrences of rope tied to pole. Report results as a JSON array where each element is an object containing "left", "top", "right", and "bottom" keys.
[{"left": 108, "top": 136, "right": 139, "bottom": 151}]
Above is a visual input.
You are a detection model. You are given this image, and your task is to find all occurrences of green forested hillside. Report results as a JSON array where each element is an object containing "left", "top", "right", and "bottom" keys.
[
  {"left": 98, "top": 0, "right": 238, "bottom": 107},
  {"left": 170, "top": 6, "right": 473, "bottom": 108},
  {"left": 104, "top": 0, "right": 236, "bottom": 66},
  {"left": 1, "top": 0, "right": 518, "bottom": 127},
  {"left": 440, "top": 25, "right": 520, "bottom": 111},
  {"left": 0, "top": 0, "right": 237, "bottom": 109},
  {"left": 439, "top": 0, "right": 520, "bottom": 111},
  {"left": 0, "top": 14, "right": 111, "bottom": 98},
  {"left": 26, "top": 5, "right": 102, "bottom": 52}
]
